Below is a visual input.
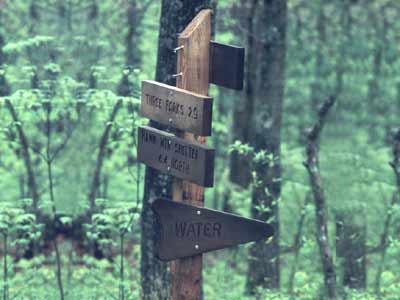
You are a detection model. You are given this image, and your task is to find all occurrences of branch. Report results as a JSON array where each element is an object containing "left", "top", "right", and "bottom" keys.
[
  {"left": 367, "top": 243, "right": 387, "bottom": 255},
  {"left": 137, "top": 0, "right": 156, "bottom": 24},
  {"left": 5, "top": 135, "right": 47, "bottom": 162},
  {"left": 306, "top": 95, "right": 336, "bottom": 144},
  {"left": 49, "top": 120, "right": 78, "bottom": 163},
  {"left": 389, "top": 128, "right": 400, "bottom": 189},
  {"left": 281, "top": 244, "right": 301, "bottom": 255},
  {"left": 282, "top": 192, "right": 310, "bottom": 256},
  {"left": 88, "top": 100, "right": 123, "bottom": 211}
]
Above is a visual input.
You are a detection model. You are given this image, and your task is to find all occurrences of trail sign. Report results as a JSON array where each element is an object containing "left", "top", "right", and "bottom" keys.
[
  {"left": 171, "top": 10, "right": 212, "bottom": 300},
  {"left": 209, "top": 41, "right": 245, "bottom": 90},
  {"left": 137, "top": 126, "right": 215, "bottom": 187},
  {"left": 152, "top": 198, "right": 274, "bottom": 261},
  {"left": 137, "top": 9, "right": 248, "bottom": 300},
  {"left": 141, "top": 80, "right": 213, "bottom": 136}
]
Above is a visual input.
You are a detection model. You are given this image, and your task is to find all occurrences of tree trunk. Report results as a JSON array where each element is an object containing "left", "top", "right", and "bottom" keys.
[
  {"left": 0, "top": 71, "right": 10, "bottom": 96},
  {"left": 0, "top": 29, "right": 4, "bottom": 67},
  {"left": 334, "top": 1, "right": 366, "bottom": 290},
  {"left": 310, "top": 1, "right": 326, "bottom": 111},
  {"left": 5, "top": 100, "right": 40, "bottom": 210},
  {"left": 367, "top": 3, "right": 386, "bottom": 143},
  {"left": 3, "top": 234, "right": 8, "bottom": 300},
  {"left": 375, "top": 129, "right": 400, "bottom": 295},
  {"left": 140, "top": 1, "right": 211, "bottom": 299},
  {"left": 246, "top": 0, "right": 287, "bottom": 293},
  {"left": 374, "top": 193, "right": 396, "bottom": 296},
  {"left": 229, "top": 0, "right": 258, "bottom": 188},
  {"left": 29, "top": 0, "right": 40, "bottom": 35},
  {"left": 336, "top": 212, "right": 366, "bottom": 289},
  {"left": 88, "top": 100, "right": 122, "bottom": 210},
  {"left": 288, "top": 193, "right": 310, "bottom": 296},
  {"left": 304, "top": 96, "right": 338, "bottom": 300},
  {"left": 0, "top": 7, "right": 6, "bottom": 67},
  {"left": 0, "top": 12, "right": 8, "bottom": 94},
  {"left": 126, "top": 0, "right": 141, "bottom": 67}
]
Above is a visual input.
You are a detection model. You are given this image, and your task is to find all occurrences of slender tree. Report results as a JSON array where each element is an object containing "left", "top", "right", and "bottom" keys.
[
  {"left": 88, "top": 100, "right": 123, "bottom": 210},
  {"left": 304, "top": 96, "right": 338, "bottom": 300},
  {"left": 5, "top": 100, "right": 39, "bottom": 210},
  {"left": 125, "top": 0, "right": 140, "bottom": 67},
  {"left": 367, "top": 2, "right": 387, "bottom": 142},
  {"left": 125, "top": 0, "right": 155, "bottom": 67},
  {"left": 0, "top": 8, "right": 10, "bottom": 108},
  {"left": 0, "top": 9, "right": 5, "bottom": 67},
  {"left": 0, "top": 71, "right": 10, "bottom": 97},
  {"left": 374, "top": 129, "right": 400, "bottom": 295},
  {"left": 288, "top": 193, "right": 310, "bottom": 296},
  {"left": 335, "top": 211, "right": 366, "bottom": 289},
  {"left": 29, "top": 0, "right": 40, "bottom": 35},
  {"left": 246, "top": 0, "right": 287, "bottom": 293}
]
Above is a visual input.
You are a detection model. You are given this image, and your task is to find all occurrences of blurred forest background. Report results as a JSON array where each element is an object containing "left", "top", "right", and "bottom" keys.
[{"left": 0, "top": 0, "right": 399, "bottom": 300}]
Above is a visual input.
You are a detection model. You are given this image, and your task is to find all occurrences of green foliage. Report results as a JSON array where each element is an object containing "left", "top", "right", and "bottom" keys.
[
  {"left": 86, "top": 198, "right": 140, "bottom": 252},
  {"left": 0, "top": 0, "right": 399, "bottom": 299},
  {"left": 0, "top": 200, "right": 42, "bottom": 248}
]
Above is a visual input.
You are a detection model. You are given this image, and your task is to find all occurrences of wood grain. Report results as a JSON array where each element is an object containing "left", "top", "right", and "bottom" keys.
[
  {"left": 137, "top": 125, "right": 215, "bottom": 187},
  {"left": 141, "top": 80, "right": 213, "bottom": 136},
  {"left": 171, "top": 9, "right": 212, "bottom": 300}
]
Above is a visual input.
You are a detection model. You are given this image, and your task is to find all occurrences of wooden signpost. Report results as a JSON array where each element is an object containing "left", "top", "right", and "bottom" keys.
[
  {"left": 137, "top": 125, "right": 215, "bottom": 187},
  {"left": 152, "top": 198, "right": 274, "bottom": 261},
  {"left": 172, "top": 11, "right": 212, "bottom": 300},
  {"left": 141, "top": 80, "right": 213, "bottom": 136},
  {"left": 137, "top": 9, "right": 274, "bottom": 300}
]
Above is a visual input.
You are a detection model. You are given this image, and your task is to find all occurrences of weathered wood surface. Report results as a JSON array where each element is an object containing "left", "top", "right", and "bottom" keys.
[
  {"left": 141, "top": 80, "right": 213, "bottom": 136},
  {"left": 209, "top": 41, "right": 245, "bottom": 90},
  {"left": 137, "top": 126, "right": 214, "bottom": 187},
  {"left": 172, "top": 9, "right": 212, "bottom": 300},
  {"left": 152, "top": 198, "right": 274, "bottom": 261}
]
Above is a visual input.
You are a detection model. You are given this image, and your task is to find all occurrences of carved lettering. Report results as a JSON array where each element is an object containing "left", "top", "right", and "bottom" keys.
[
  {"left": 141, "top": 130, "right": 156, "bottom": 144},
  {"left": 213, "top": 223, "right": 222, "bottom": 237},
  {"left": 187, "top": 106, "right": 198, "bottom": 119},
  {"left": 158, "top": 154, "right": 168, "bottom": 164},
  {"left": 145, "top": 93, "right": 162, "bottom": 109},
  {"left": 171, "top": 158, "right": 190, "bottom": 174},
  {"left": 175, "top": 222, "right": 187, "bottom": 238},
  {"left": 160, "top": 137, "right": 171, "bottom": 150},
  {"left": 138, "top": 126, "right": 214, "bottom": 187},
  {"left": 174, "top": 221, "right": 222, "bottom": 239},
  {"left": 204, "top": 223, "right": 212, "bottom": 237},
  {"left": 165, "top": 99, "right": 184, "bottom": 115},
  {"left": 186, "top": 223, "right": 196, "bottom": 237},
  {"left": 174, "top": 142, "right": 198, "bottom": 160}
]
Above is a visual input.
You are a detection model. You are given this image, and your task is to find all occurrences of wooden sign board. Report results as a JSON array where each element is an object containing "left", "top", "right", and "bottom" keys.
[
  {"left": 141, "top": 80, "right": 213, "bottom": 136},
  {"left": 209, "top": 41, "right": 245, "bottom": 90},
  {"left": 152, "top": 198, "right": 274, "bottom": 261},
  {"left": 137, "top": 126, "right": 215, "bottom": 187}
]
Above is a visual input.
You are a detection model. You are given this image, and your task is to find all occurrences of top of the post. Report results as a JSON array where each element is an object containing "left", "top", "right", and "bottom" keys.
[
  {"left": 179, "top": 9, "right": 212, "bottom": 39},
  {"left": 176, "top": 9, "right": 212, "bottom": 97}
]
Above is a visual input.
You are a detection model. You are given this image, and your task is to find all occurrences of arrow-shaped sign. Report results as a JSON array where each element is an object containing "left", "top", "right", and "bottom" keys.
[{"left": 152, "top": 198, "right": 274, "bottom": 261}]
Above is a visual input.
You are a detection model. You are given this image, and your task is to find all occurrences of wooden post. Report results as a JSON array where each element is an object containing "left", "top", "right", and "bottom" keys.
[{"left": 171, "top": 9, "right": 212, "bottom": 300}]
